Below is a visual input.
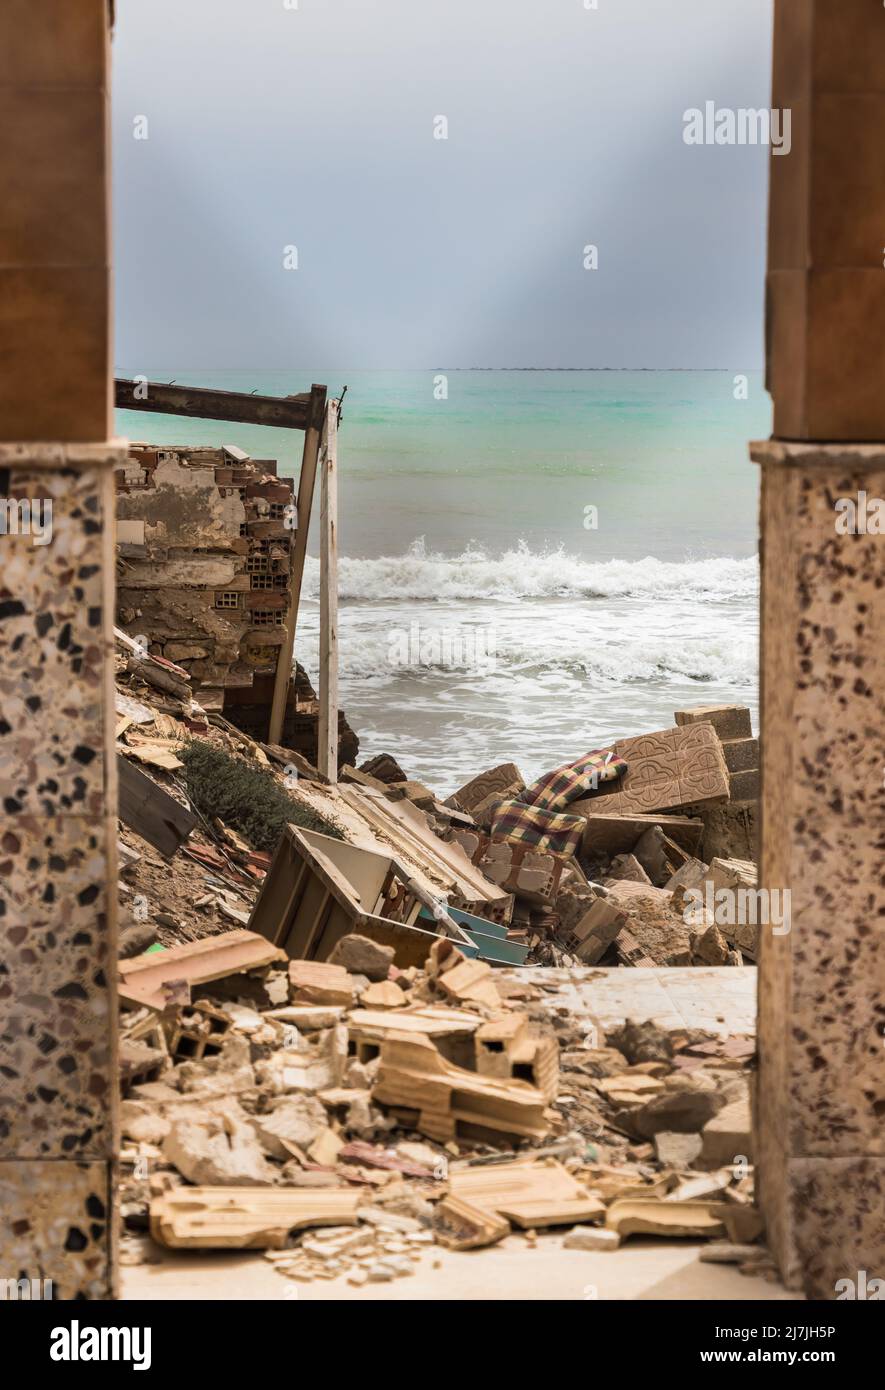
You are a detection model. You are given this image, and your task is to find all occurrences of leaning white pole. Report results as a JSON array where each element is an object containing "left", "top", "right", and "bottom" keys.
[{"left": 317, "top": 400, "right": 339, "bottom": 782}]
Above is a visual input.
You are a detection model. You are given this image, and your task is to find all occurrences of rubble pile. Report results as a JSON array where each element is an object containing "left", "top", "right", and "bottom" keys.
[
  {"left": 112, "top": 641, "right": 767, "bottom": 1287},
  {"left": 119, "top": 937, "right": 768, "bottom": 1287}
]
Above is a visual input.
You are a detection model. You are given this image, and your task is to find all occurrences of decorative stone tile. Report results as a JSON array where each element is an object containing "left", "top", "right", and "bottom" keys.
[
  {"left": 0, "top": 815, "right": 116, "bottom": 1160},
  {"left": 0, "top": 462, "right": 115, "bottom": 818},
  {"left": 592, "top": 724, "right": 730, "bottom": 814},
  {"left": 0, "top": 1159, "right": 112, "bottom": 1299}
]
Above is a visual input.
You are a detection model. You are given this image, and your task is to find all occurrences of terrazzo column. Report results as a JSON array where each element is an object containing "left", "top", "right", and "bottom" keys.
[
  {"left": 754, "top": 0, "right": 885, "bottom": 1298},
  {"left": 0, "top": 3, "right": 120, "bottom": 1298}
]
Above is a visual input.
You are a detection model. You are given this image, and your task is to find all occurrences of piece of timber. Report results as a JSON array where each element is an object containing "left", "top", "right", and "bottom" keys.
[
  {"left": 119, "top": 930, "right": 286, "bottom": 1010},
  {"left": 372, "top": 1032, "right": 551, "bottom": 1143},
  {"left": 117, "top": 754, "right": 197, "bottom": 859},
  {"left": 269, "top": 383, "right": 326, "bottom": 745},
  {"left": 317, "top": 399, "right": 339, "bottom": 779},
  {"left": 150, "top": 1186, "right": 363, "bottom": 1249},
  {"left": 115, "top": 378, "right": 312, "bottom": 430}
]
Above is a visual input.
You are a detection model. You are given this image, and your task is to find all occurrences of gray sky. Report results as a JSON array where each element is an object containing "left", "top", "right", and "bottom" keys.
[{"left": 112, "top": 0, "right": 774, "bottom": 370}]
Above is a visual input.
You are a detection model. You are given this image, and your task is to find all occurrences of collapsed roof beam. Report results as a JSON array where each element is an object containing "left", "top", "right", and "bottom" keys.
[{"left": 115, "top": 378, "right": 313, "bottom": 431}]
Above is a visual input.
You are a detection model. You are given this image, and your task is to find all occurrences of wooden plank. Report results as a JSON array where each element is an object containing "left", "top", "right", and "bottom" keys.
[
  {"left": 269, "top": 383, "right": 326, "bottom": 745},
  {"left": 115, "top": 378, "right": 311, "bottom": 431},
  {"left": 317, "top": 400, "right": 339, "bottom": 782},
  {"left": 116, "top": 753, "right": 197, "bottom": 859}
]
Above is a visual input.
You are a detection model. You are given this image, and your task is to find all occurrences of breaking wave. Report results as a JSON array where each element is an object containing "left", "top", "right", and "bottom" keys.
[{"left": 302, "top": 539, "right": 758, "bottom": 603}]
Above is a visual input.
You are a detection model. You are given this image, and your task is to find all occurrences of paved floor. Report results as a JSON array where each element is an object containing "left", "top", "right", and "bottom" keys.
[
  {"left": 123, "top": 1232, "right": 799, "bottom": 1302},
  {"left": 506, "top": 966, "right": 757, "bottom": 1036}
]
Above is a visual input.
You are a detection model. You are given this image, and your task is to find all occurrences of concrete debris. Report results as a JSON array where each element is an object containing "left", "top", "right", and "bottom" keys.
[
  {"left": 328, "top": 933, "right": 396, "bottom": 982},
  {"left": 562, "top": 1226, "right": 621, "bottom": 1251},
  {"left": 163, "top": 1109, "right": 278, "bottom": 1187},
  {"left": 110, "top": 667, "right": 767, "bottom": 1284},
  {"left": 605, "top": 1198, "right": 729, "bottom": 1240}
]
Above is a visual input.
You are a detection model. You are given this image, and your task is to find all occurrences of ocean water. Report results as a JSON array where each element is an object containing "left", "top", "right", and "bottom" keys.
[{"left": 116, "top": 370, "right": 769, "bottom": 793}]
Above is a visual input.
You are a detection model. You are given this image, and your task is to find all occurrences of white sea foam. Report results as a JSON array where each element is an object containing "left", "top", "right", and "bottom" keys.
[
  {"left": 302, "top": 539, "right": 758, "bottom": 603},
  {"left": 296, "top": 614, "right": 757, "bottom": 688}
]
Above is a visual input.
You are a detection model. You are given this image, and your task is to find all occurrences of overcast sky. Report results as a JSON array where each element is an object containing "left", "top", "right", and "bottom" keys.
[{"left": 112, "top": 0, "right": 774, "bottom": 370}]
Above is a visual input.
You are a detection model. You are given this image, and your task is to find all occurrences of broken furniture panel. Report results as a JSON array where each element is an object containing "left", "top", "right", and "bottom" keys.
[
  {"left": 247, "top": 823, "right": 471, "bottom": 966},
  {"left": 117, "top": 753, "right": 197, "bottom": 859}
]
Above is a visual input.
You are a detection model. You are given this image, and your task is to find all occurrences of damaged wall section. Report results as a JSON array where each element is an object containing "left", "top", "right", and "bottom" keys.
[{"left": 114, "top": 442, "right": 358, "bottom": 764}]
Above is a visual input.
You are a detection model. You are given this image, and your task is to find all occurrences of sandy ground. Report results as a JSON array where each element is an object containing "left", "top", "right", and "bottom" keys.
[{"left": 123, "top": 1233, "right": 802, "bottom": 1302}]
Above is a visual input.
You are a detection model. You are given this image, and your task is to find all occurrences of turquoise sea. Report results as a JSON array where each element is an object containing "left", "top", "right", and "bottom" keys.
[{"left": 116, "top": 370, "right": 769, "bottom": 792}]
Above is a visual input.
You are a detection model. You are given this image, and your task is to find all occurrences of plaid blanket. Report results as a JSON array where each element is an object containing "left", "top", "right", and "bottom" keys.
[
  {"left": 520, "top": 749, "right": 628, "bottom": 813},
  {"left": 489, "top": 798, "right": 585, "bottom": 858}
]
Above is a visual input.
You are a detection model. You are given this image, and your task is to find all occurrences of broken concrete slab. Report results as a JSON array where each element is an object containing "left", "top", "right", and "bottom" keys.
[
  {"left": 619, "top": 1085, "right": 724, "bottom": 1139},
  {"left": 578, "top": 812, "right": 705, "bottom": 860},
  {"left": 289, "top": 960, "right": 356, "bottom": 1007},
  {"left": 606, "top": 853, "right": 652, "bottom": 885},
  {"left": 699, "top": 1095, "right": 753, "bottom": 1169},
  {"left": 328, "top": 933, "right": 396, "bottom": 982},
  {"left": 563, "top": 1226, "right": 621, "bottom": 1251},
  {"left": 605, "top": 1198, "right": 729, "bottom": 1240},
  {"left": 119, "top": 930, "right": 286, "bottom": 1011},
  {"left": 603, "top": 882, "right": 694, "bottom": 967},
  {"left": 449, "top": 763, "right": 525, "bottom": 814},
  {"left": 653, "top": 1131, "right": 703, "bottom": 1168},
  {"left": 163, "top": 1109, "right": 278, "bottom": 1186},
  {"left": 150, "top": 1187, "right": 364, "bottom": 1249},
  {"left": 675, "top": 704, "right": 752, "bottom": 741},
  {"left": 251, "top": 1094, "right": 330, "bottom": 1159}
]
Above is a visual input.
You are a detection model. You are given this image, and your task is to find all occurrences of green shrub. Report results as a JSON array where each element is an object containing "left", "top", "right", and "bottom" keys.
[{"left": 180, "top": 740, "right": 342, "bottom": 854}]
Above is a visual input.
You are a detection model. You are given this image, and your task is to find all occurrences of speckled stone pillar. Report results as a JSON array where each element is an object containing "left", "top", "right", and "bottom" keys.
[
  {"left": 752, "top": 440, "right": 885, "bottom": 1298},
  {"left": 755, "top": 0, "right": 885, "bottom": 1300},
  {"left": 0, "top": 3, "right": 120, "bottom": 1298},
  {"left": 0, "top": 448, "right": 124, "bottom": 1298}
]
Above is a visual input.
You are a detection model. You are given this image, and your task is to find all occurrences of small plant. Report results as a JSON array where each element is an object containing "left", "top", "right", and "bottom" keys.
[{"left": 180, "top": 740, "right": 342, "bottom": 853}]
